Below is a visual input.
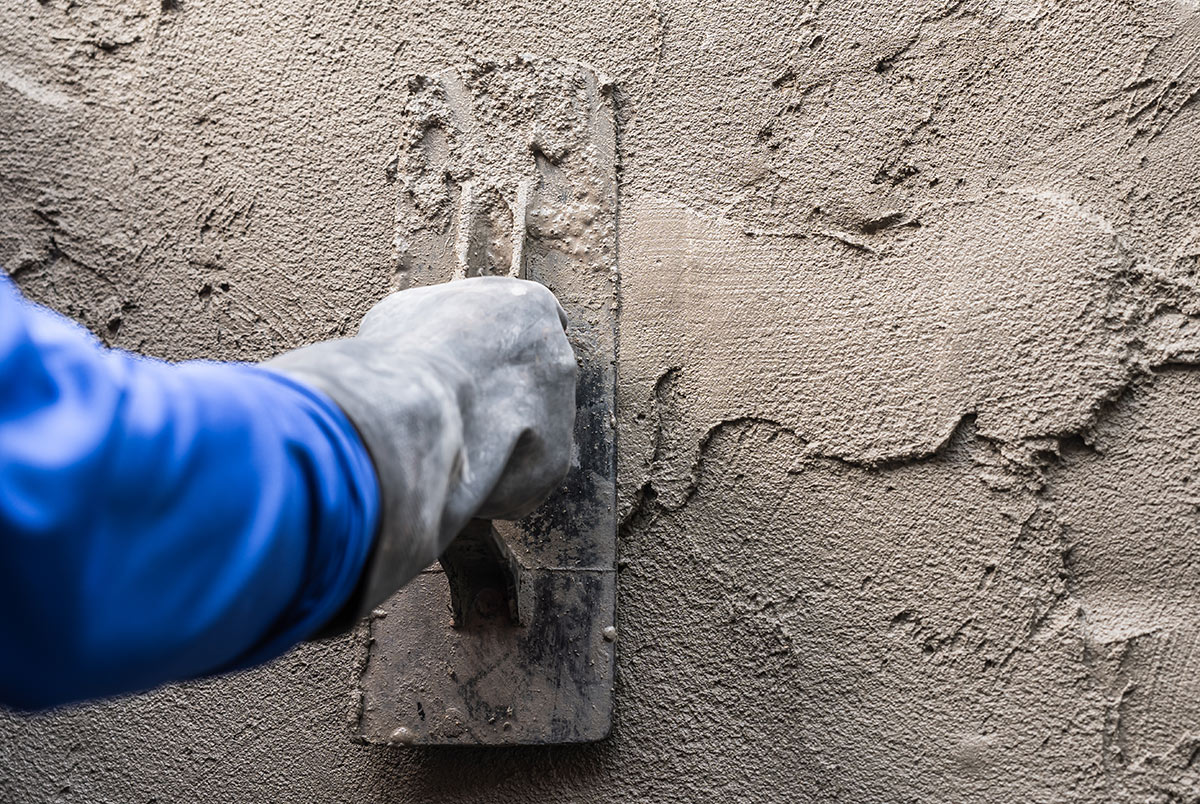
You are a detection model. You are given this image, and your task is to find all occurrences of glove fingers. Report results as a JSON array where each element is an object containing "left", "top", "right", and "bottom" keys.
[
  {"left": 357, "top": 277, "right": 566, "bottom": 343},
  {"left": 460, "top": 353, "right": 576, "bottom": 520}
]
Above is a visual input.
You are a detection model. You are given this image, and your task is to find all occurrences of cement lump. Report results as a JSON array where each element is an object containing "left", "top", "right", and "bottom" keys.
[{"left": 394, "top": 57, "right": 616, "bottom": 289}]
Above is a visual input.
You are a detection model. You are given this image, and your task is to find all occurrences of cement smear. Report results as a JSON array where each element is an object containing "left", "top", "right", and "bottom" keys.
[{"left": 4, "top": 0, "right": 1200, "bottom": 801}]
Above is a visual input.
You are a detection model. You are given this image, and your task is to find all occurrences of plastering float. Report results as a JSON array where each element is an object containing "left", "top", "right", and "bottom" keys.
[{"left": 349, "top": 56, "right": 619, "bottom": 746}]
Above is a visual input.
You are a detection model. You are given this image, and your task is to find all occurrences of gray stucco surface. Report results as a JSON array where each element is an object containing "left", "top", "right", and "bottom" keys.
[{"left": 3, "top": 0, "right": 1200, "bottom": 800}]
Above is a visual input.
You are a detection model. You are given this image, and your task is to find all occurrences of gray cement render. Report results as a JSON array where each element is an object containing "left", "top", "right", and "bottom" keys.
[{"left": 4, "top": 0, "right": 1200, "bottom": 800}]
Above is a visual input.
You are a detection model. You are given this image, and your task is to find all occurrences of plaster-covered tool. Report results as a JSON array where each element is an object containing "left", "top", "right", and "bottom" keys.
[{"left": 349, "top": 57, "right": 618, "bottom": 746}]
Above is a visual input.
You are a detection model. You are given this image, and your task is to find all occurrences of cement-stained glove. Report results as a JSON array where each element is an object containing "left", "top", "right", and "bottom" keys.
[{"left": 266, "top": 277, "right": 576, "bottom": 632}]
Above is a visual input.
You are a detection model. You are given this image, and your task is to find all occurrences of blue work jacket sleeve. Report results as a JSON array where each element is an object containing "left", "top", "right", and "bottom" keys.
[{"left": 0, "top": 275, "right": 380, "bottom": 710}]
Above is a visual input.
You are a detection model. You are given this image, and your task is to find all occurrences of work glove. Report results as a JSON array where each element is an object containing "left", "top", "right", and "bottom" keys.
[{"left": 266, "top": 276, "right": 577, "bottom": 633}]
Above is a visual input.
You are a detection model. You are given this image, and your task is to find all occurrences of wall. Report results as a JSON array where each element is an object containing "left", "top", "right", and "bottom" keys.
[{"left": 3, "top": 0, "right": 1200, "bottom": 800}]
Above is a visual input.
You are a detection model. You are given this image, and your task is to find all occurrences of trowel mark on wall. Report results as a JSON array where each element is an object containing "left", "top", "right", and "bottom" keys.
[
  {"left": 619, "top": 409, "right": 1100, "bottom": 798},
  {"left": 1040, "top": 367, "right": 1200, "bottom": 794},
  {"left": 1108, "top": 14, "right": 1200, "bottom": 143},
  {"left": 619, "top": 370, "right": 1200, "bottom": 799},
  {"left": 0, "top": 65, "right": 78, "bottom": 111},
  {"left": 619, "top": 187, "right": 1200, "bottom": 515}
]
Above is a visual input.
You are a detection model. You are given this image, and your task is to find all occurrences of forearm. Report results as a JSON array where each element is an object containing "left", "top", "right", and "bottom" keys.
[{"left": 0, "top": 278, "right": 379, "bottom": 710}]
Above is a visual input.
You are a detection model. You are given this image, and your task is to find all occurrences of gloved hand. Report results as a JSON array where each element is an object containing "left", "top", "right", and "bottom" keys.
[{"left": 265, "top": 276, "right": 576, "bottom": 632}]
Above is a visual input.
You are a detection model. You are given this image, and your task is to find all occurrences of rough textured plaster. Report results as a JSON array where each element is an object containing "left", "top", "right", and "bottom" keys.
[{"left": 3, "top": 0, "right": 1200, "bottom": 801}]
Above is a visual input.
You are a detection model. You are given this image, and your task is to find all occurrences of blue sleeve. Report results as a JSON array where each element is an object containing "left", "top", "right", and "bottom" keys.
[{"left": 0, "top": 275, "right": 380, "bottom": 710}]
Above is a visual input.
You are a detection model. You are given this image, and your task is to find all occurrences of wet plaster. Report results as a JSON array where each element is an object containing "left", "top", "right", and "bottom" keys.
[{"left": 4, "top": 0, "right": 1200, "bottom": 801}]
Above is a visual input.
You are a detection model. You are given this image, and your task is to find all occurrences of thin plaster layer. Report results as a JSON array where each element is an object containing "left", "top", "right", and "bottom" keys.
[{"left": 3, "top": 0, "right": 1200, "bottom": 801}]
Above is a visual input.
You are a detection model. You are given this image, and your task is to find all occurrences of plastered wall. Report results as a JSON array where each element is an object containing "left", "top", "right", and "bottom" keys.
[{"left": 3, "top": 0, "right": 1200, "bottom": 801}]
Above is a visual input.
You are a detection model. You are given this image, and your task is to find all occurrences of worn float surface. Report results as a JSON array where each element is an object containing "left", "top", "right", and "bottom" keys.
[{"left": 350, "top": 57, "right": 618, "bottom": 746}]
